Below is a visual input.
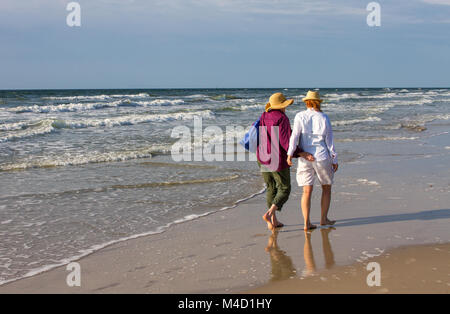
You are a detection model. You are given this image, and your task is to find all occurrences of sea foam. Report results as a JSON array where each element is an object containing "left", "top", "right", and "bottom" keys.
[
  {"left": 5, "top": 99, "right": 185, "bottom": 113},
  {"left": 332, "top": 116, "right": 381, "bottom": 126},
  {"left": 51, "top": 110, "right": 215, "bottom": 129},
  {"left": 0, "top": 110, "right": 215, "bottom": 142},
  {"left": 0, "top": 120, "right": 55, "bottom": 143},
  {"left": 0, "top": 149, "right": 155, "bottom": 171},
  {"left": 42, "top": 93, "right": 150, "bottom": 101}
]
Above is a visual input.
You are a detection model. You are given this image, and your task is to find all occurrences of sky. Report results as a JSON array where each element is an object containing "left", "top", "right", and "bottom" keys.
[{"left": 1, "top": 0, "right": 450, "bottom": 89}]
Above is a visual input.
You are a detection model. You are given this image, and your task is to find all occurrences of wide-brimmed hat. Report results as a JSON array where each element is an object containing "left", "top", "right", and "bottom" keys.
[
  {"left": 302, "top": 90, "right": 323, "bottom": 103},
  {"left": 265, "top": 93, "right": 294, "bottom": 112}
]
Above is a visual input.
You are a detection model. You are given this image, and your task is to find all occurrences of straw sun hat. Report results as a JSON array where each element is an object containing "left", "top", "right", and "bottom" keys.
[
  {"left": 302, "top": 90, "right": 323, "bottom": 103},
  {"left": 265, "top": 93, "right": 294, "bottom": 112}
]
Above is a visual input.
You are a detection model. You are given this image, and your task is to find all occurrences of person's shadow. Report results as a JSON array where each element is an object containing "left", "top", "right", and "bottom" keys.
[
  {"left": 280, "top": 209, "right": 450, "bottom": 231},
  {"left": 334, "top": 208, "right": 450, "bottom": 228}
]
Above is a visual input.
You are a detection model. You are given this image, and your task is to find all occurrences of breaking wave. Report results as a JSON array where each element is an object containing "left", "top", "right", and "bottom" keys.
[
  {"left": 5, "top": 99, "right": 185, "bottom": 113},
  {"left": 0, "top": 110, "right": 215, "bottom": 142},
  {"left": 0, "top": 120, "right": 55, "bottom": 143},
  {"left": 332, "top": 116, "right": 382, "bottom": 126},
  {"left": 51, "top": 110, "right": 215, "bottom": 129},
  {"left": 0, "top": 149, "right": 159, "bottom": 171},
  {"left": 41, "top": 93, "right": 150, "bottom": 101}
]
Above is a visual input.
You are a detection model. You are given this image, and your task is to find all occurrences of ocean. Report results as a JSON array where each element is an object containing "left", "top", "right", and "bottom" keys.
[{"left": 0, "top": 87, "right": 449, "bottom": 285}]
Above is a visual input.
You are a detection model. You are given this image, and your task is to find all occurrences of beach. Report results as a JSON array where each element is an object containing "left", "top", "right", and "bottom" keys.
[
  {"left": 2, "top": 0, "right": 450, "bottom": 297},
  {"left": 0, "top": 88, "right": 449, "bottom": 293},
  {"left": 248, "top": 242, "right": 450, "bottom": 294},
  {"left": 0, "top": 128, "right": 449, "bottom": 293}
]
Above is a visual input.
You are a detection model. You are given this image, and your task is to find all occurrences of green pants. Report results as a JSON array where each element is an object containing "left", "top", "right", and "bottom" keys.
[{"left": 259, "top": 163, "right": 291, "bottom": 211}]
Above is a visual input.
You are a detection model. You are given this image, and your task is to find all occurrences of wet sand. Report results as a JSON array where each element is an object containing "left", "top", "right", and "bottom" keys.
[
  {"left": 248, "top": 241, "right": 450, "bottom": 294},
  {"left": 0, "top": 132, "right": 449, "bottom": 294}
]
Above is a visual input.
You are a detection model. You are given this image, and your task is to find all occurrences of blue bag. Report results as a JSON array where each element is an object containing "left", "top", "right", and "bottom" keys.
[{"left": 239, "top": 117, "right": 260, "bottom": 153}]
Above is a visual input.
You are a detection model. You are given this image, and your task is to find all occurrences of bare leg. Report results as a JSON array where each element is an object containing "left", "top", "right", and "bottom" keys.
[
  {"left": 301, "top": 185, "right": 316, "bottom": 230},
  {"left": 320, "top": 185, "right": 335, "bottom": 226},
  {"left": 262, "top": 204, "right": 279, "bottom": 230}
]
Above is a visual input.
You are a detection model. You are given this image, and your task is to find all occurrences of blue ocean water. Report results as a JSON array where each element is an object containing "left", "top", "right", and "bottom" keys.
[{"left": 0, "top": 87, "right": 449, "bottom": 284}]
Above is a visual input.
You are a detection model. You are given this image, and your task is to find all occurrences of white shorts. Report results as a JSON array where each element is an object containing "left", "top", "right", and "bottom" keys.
[{"left": 296, "top": 158, "right": 334, "bottom": 186}]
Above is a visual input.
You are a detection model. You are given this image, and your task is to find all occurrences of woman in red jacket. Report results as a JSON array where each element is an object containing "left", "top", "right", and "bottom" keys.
[{"left": 258, "top": 93, "right": 314, "bottom": 231}]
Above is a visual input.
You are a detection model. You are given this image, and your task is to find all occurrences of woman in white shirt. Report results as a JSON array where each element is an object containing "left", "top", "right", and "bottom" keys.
[{"left": 287, "top": 91, "right": 338, "bottom": 231}]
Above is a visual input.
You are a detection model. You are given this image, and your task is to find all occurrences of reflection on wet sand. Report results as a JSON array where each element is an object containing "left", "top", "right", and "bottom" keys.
[
  {"left": 302, "top": 228, "right": 336, "bottom": 277},
  {"left": 321, "top": 228, "right": 335, "bottom": 270},
  {"left": 302, "top": 231, "right": 317, "bottom": 277},
  {"left": 265, "top": 227, "right": 336, "bottom": 281},
  {"left": 265, "top": 230, "right": 296, "bottom": 281}
]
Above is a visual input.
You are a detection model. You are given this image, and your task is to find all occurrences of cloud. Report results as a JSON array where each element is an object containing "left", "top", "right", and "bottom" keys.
[
  {"left": 0, "top": 0, "right": 365, "bottom": 17},
  {"left": 422, "top": 0, "right": 450, "bottom": 5},
  {"left": 150, "top": 0, "right": 366, "bottom": 16},
  {"left": 0, "top": 0, "right": 369, "bottom": 33},
  {"left": 2, "top": 0, "right": 449, "bottom": 32}
]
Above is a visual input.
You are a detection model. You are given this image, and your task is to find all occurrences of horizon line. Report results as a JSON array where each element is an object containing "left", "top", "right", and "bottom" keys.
[{"left": 1, "top": 86, "right": 450, "bottom": 91}]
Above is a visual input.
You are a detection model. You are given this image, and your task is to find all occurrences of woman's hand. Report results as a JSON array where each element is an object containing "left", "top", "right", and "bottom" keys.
[
  {"left": 299, "top": 152, "right": 315, "bottom": 162},
  {"left": 332, "top": 163, "right": 339, "bottom": 172},
  {"left": 287, "top": 156, "right": 293, "bottom": 167}
]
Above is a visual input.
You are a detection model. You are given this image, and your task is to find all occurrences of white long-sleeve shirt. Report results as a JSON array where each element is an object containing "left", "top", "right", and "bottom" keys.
[{"left": 287, "top": 108, "right": 338, "bottom": 164}]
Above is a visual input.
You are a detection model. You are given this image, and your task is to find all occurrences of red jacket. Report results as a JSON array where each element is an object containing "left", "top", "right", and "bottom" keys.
[{"left": 257, "top": 110, "right": 293, "bottom": 172}]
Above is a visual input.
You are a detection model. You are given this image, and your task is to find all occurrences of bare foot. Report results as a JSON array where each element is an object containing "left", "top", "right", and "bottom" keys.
[
  {"left": 320, "top": 219, "right": 336, "bottom": 226},
  {"left": 262, "top": 212, "right": 273, "bottom": 230},
  {"left": 271, "top": 216, "right": 284, "bottom": 229},
  {"left": 304, "top": 223, "right": 317, "bottom": 231}
]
